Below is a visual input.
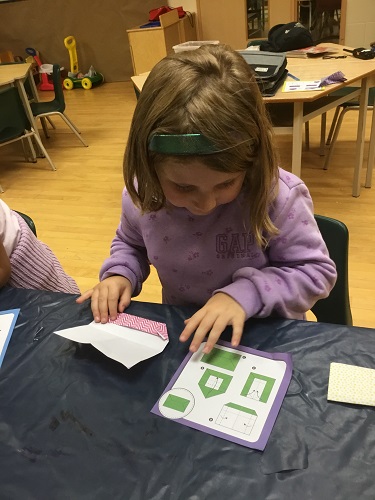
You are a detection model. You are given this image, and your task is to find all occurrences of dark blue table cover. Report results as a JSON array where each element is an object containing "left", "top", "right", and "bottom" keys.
[{"left": 0, "top": 287, "right": 374, "bottom": 499}]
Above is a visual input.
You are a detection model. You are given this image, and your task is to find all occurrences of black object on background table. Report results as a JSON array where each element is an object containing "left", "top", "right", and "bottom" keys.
[
  {"left": 343, "top": 47, "right": 375, "bottom": 60},
  {"left": 1, "top": 287, "right": 375, "bottom": 499}
]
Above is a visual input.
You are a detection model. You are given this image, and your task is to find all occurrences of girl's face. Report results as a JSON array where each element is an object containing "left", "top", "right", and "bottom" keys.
[{"left": 157, "top": 159, "right": 246, "bottom": 216}]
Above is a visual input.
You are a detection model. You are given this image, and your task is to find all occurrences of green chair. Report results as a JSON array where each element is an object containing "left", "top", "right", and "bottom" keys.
[
  {"left": 15, "top": 211, "right": 37, "bottom": 237},
  {"left": 30, "top": 64, "right": 88, "bottom": 146},
  {"left": 0, "top": 86, "right": 56, "bottom": 192},
  {"left": 311, "top": 214, "right": 353, "bottom": 326},
  {"left": 323, "top": 87, "right": 375, "bottom": 170}
]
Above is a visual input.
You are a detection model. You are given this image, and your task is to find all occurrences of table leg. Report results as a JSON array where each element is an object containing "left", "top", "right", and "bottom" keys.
[
  {"left": 365, "top": 101, "right": 375, "bottom": 188},
  {"left": 319, "top": 112, "right": 326, "bottom": 156},
  {"left": 352, "top": 77, "right": 369, "bottom": 197},
  {"left": 291, "top": 102, "right": 304, "bottom": 178}
]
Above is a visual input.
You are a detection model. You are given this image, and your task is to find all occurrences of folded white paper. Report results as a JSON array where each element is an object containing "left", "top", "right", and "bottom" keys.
[{"left": 54, "top": 320, "right": 169, "bottom": 368}]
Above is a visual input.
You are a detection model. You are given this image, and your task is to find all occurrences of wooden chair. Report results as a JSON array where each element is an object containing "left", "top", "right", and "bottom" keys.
[{"left": 0, "top": 50, "right": 15, "bottom": 63}]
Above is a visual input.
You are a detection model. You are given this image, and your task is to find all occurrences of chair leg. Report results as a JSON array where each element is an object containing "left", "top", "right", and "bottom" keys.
[
  {"left": 22, "top": 136, "right": 38, "bottom": 163},
  {"left": 32, "top": 129, "right": 57, "bottom": 171},
  {"left": 46, "top": 117, "right": 56, "bottom": 129},
  {"left": 326, "top": 107, "right": 341, "bottom": 146},
  {"left": 40, "top": 117, "right": 50, "bottom": 139},
  {"left": 0, "top": 183, "right": 4, "bottom": 193},
  {"left": 323, "top": 108, "right": 347, "bottom": 170},
  {"left": 21, "top": 137, "right": 31, "bottom": 162},
  {"left": 60, "top": 112, "right": 88, "bottom": 147}
]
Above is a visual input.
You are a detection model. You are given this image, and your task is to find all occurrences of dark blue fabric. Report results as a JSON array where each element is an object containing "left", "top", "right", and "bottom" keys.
[{"left": 1, "top": 287, "right": 375, "bottom": 499}]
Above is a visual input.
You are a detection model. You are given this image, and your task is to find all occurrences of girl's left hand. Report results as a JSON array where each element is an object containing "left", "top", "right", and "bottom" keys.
[{"left": 179, "top": 292, "right": 246, "bottom": 354}]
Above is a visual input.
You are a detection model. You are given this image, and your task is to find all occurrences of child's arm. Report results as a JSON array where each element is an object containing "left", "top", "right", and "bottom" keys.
[
  {"left": 180, "top": 181, "right": 337, "bottom": 354},
  {"left": 214, "top": 182, "right": 337, "bottom": 321},
  {"left": 0, "top": 241, "right": 11, "bottom": 287},
  {"left": 77, "top": 189, "right": 150, "bottom": 321},
  {"left": 99, "top": 191, "right": 151, "bottom": 294}
]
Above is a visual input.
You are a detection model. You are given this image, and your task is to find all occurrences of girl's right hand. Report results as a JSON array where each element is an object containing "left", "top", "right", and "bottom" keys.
[{"left": 76, "top": 275, "right": 132, "bottom": 323}]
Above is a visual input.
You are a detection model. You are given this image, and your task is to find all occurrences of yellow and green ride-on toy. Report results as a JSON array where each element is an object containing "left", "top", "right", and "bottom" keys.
[{"left": 63, "top": 35, "right": 104, "bottom": 90}]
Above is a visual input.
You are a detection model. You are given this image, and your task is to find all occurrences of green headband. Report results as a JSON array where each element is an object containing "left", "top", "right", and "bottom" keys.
[{"left": 148, "top": 133, "right": 221, "bottom": 155}]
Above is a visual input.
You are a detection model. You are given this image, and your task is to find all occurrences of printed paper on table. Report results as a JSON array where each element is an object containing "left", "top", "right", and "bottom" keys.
[
  {"left": 152, "top": 341, "right": 292, "bottom": 450},
  {"left": 283, "top": 80, "right": 324, "bottom": 92},
  {"left": 0, "top": 309, "right": 20, "bottom": 368}
]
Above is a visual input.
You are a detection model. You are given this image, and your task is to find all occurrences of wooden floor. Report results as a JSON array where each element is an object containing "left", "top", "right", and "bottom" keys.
[{"left": 1, "top": 81, "right": 375, "bottom": 327}]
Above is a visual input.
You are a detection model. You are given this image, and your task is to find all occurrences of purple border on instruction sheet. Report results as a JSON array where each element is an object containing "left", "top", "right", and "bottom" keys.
[
  {"left": 0, "top": 309, "right": 20, "bottom": 368},
  {"left": 151, "top": 340, "right": 293, "bottom": 451}
]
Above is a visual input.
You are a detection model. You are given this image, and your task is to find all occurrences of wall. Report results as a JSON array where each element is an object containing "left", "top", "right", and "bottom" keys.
[
  {"left": 0, "top": 0, "right": 157, "bottom": 81},
  {"left": 268, "top": 0, "right": 296, "bottom": 28},
  {"left": 168, "top": 0, "right": 197, "bottom": 12},
  {"left": 343, "top": 0, "right": 375, "bottom": 47}
]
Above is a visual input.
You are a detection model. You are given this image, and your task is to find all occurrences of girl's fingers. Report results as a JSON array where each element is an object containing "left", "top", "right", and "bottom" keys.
[
  {"left": 179, "top": 314, "right": 203, "bottom": 342},
  {"left": 188, "top": 313, "right": 221, "bottom": 353},
  {"left": 76, "top": 289, "right": 93, "bottom": 303},
  {"left": 200, "top": 316, "right": 228, "bottom": 354},
  {"left": 97, "top": 288, "right": 110, "bottom": 323},
  {"left": 108, "top": 287, "right": 122, "bottom": 320},
  {"left": 231, "top": 321, "right": 244, "bottom": 347}
]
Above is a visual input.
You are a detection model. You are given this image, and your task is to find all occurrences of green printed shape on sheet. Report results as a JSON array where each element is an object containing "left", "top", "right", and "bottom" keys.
[
  {"left": 198, "top": 368, "right": 233, "bottom": 398},
  {"left": 163, "top": 394, "right": 190, "bottom": 413},
  {"left": 201, "top": 347, "right": 241, "bottom": 372},
  {"left": 241, "top": 373, "right": 276, "bottom": 403},
  {"left": 226, "top": 402, "right": 257, "bottom": 416}
]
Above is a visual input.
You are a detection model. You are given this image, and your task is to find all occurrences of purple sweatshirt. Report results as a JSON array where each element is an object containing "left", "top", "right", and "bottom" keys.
[{"left": 100, "top": 168, "right": 337, "bottom": 320}]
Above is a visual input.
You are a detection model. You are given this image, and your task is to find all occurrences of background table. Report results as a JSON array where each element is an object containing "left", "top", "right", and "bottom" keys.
[
  {"left": 265, "top": 44, "right": 375, "bottom": 197},
  {"left": 131, "top": 45, "right": 375, "bottom": 197},
  {"left": 0, "top": 62, "right": 43, "bottom": 148},
  {"left": 1, "top": 287, "right": 375, "bottom": 499}
]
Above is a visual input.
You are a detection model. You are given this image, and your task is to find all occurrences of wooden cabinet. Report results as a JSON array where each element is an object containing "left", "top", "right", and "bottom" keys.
[
  {"left": 179, "top": 13, "right": 197, "bottom": 42},
  {"left": 127, "top": 10, "right": 197, "bottom": 75},
  {"left": 196, "top": 0, "right": 248, "bottom": 50},
  {"left": 127, "top": 10, "right": 180, "bottom": 75}
]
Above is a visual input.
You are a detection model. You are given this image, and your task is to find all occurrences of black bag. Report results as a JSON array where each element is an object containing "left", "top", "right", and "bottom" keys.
[
  {"left": 260, "top": 22, "right": 314, "bottom": 52},
  {"left": 238, "top": 51, "right": 288, "bottom": 97}
]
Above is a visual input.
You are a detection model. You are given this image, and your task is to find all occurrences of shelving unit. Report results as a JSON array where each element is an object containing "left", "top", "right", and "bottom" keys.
[{"left": 127, "top": 10, "right": 197, "bottom": 75}]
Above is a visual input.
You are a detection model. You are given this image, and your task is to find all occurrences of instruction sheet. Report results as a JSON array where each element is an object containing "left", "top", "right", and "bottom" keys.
[
  {"left": 152, "top": 340, "right": 292, "bottom": 450},
  {"left": 0, "top": 309, "right": 20, "bottom": 368}
]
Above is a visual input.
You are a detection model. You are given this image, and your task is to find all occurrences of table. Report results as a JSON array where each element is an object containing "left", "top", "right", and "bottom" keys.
[
  {"left": 131, "top": 44, "right": 375, "bottom": 197},
  {"left": 0, "top": 62, "right": 43, "bottom": 149},
  {"left": 1, "top": 287, "right": 375, "bottom": 499},
  {"left": 265, "top": 44, "right": 375, "bottom": 197}
]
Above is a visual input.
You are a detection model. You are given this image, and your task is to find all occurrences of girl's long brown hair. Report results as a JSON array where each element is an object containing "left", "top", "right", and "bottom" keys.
[{"left": 124, "top": 44, "right": 279, "bottom": 247}]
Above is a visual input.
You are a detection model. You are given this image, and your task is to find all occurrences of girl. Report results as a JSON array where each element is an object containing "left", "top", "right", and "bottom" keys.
[
  {"left": 77, "top": 44, "right": 337, "bottom": 354},
  {"left": 0, "top": 199, "right": 80, "bottom": 294}
]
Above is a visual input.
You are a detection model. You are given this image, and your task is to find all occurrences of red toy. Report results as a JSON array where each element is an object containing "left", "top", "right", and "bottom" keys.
[{"left": 25, "top": 47, "right": 54, "bottom": 91}]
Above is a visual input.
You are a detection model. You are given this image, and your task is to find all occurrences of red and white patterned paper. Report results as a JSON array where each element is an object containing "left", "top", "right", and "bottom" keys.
[{"left": 108, "top": 313, "right": 168, "bottom": 341}]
